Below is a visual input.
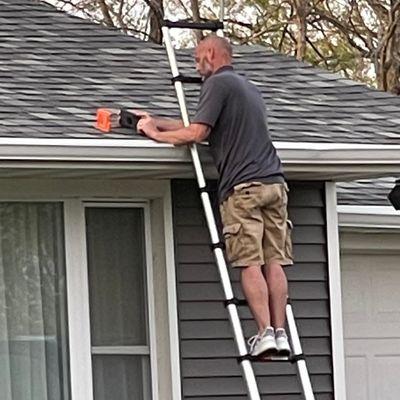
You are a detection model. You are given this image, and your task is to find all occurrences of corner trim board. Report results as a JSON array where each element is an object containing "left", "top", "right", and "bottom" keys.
[{"left": 325, "top": 183, "right": 347, "bottom": 400}]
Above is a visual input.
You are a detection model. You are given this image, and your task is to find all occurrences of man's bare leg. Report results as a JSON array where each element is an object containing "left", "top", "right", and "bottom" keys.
[
  {"left": 263, "top": 262, "right": 288, "bottom": 328},
  {"left": 240, "top": 265, "right": 270, "bottom": 332}
]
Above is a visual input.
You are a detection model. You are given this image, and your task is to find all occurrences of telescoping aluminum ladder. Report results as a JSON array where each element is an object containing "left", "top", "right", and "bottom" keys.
[{"left": 161, "top": 17, "right": 316, "bottom": 400}]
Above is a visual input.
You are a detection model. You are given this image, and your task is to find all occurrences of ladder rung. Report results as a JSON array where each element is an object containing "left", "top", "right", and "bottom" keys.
[
  {"left": 224, "top": 298, "right": 248, "bottom": 307},
  {"left": 210, "top": 242, "right": 225, "bottom": 251},
  {"left": 237, "top": 354, "right": 292, "bottom": 363},
  {"left": 172, "top": 75, "right": 203, "bottom": 85},
  {"left": 253, "top": 356, "right": 291, "bottom": 363},
  {"left": 163, "top": 19, "right": 223, "bottom": 31},
  {"left": 250, "top": 353, "right": 304, "bottom": 364}
]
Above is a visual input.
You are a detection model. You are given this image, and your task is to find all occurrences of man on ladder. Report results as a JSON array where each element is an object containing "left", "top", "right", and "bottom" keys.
[{"left": 137, "top": 35, "right": 293, "bottom": 358}]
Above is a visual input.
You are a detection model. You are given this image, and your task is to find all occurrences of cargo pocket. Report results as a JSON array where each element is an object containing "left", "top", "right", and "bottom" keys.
[
  {"left": 285, "top": 219, "right": 294, "bottom": 261},
  {"left": 222, "top": 223, "right": 241, "bottom": 264}
]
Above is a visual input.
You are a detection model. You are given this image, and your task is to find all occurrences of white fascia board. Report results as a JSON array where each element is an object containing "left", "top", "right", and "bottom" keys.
[
  {"left": 0, "top": 138, "right": 400, "bottom": 177},
  {"left": 338, "top": 205, "right": 400, "bottom": 229},
  {"left": 0, "top": 138, "right": 399, "bottom": 163},
  {"left": 0, "top": 138, "right": 193, "bottom": 163},
  {"left": 276, "top": 142, "right": 400, "bottom": 151},
  {"left": 275, "top": 142, "right": 400, "bottom": 165}
]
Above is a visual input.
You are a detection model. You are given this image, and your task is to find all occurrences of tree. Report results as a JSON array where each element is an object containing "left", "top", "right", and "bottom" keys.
[
  {"left": 45, "top": 0, "right": 205, "bottom": 44},
  {"left": 46, "top": 0, "right": 165, "bottom": 42},
  {"left": 44, "top": 0, "right": 400, "bottom": 92},
  {"left": 147, "top": 0, "right": 164, "bottom": 43},
  {"left": 225, "top": 0, "right": 400, "bottom": 92},
  {"left": 311, "top": 1, "right": 400, "bottom": 92}
]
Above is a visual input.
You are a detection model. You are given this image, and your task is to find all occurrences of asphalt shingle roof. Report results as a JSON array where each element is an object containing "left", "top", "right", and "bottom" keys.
[
  {"left": 337, "top": 177, "right": 397, "bottom": 206},
  {"left": 1, "top": 0, "right": 400, "bottom": 143}
]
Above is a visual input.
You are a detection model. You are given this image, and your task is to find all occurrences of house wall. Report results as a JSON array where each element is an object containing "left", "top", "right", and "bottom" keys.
[{"left": 172, "top": 180, "right": 333, "bottom": 399}]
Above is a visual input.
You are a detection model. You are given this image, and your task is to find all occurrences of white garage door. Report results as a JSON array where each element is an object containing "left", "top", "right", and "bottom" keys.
[{"left": 341, "top": 232, "right": 400, "bottom": 400}]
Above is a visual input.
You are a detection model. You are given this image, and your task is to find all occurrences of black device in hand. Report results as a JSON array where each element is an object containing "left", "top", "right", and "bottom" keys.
[{"left": 120, "top": 109, "right": 141, "bottom": 132}]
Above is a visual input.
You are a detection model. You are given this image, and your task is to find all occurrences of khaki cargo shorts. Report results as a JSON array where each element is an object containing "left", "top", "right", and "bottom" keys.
[{"left": 219, "top": 182, "right": 294, "bottom": 268}]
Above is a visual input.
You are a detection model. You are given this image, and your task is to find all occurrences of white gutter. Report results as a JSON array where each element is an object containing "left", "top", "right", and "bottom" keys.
[
  {"left": 0, "top": 138, "right": 399, "bottom": 179},
  {"left": 0, "top": 138, "right": 193, "bottom": 162},
  {"left": 276, "top": 142, "right": 400, "bottom": 165},
  {"left": 278, "top": 142, "right": 400, "bottom": 150},
  {"left": 338, "top": 205, "right": 400, "bottom": 229},
  {"left": 0, "top": 138, "right": 399, "bottom": 162}
]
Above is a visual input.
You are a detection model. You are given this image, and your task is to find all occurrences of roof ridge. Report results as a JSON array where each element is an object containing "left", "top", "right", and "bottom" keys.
[
  {"left": 1, "top": 0, "right": 164, "bottom": 48},
  {"left": 8, "top": 1, "right": 400, "bottom": 98}
]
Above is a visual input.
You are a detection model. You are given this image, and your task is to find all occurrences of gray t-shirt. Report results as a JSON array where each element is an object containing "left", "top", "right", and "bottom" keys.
[{"left": 192, "top": 65, "right": 284, "bottom": 203}]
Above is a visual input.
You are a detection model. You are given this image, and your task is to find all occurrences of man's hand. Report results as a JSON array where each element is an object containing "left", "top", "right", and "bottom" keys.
[
  {"left": 133, "top": 109, "right": 150, "bottom": 119},
  {"left": 134, "top": 109, "right": 209, "bottom": 145},
  {"left": 137, "top": 115, "right": 159, "bottom": 140},
  {"left": 133, "top": 109, "right": 163, "bottom": 140}
]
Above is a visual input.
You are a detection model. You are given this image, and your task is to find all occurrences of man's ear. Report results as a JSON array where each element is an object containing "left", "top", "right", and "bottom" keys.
[{"left": 207, "top": 46, "right": 215, "bottom": 61}]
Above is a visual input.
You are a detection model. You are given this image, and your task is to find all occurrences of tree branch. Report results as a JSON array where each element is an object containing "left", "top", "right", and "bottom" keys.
[
  {"left": 97, "top": 0, "right": 115, "bottom": 27},
  {"left": 310, "top": 10, "right": 370, "bottom": 57}
]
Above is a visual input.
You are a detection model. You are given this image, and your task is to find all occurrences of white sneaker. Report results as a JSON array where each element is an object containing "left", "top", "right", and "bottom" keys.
[
  {"left": 248, "top": 327, "right": 277, "bottom": 357},
  {"left": 275, "top": 328, "right": 291, "bottom": 356}
]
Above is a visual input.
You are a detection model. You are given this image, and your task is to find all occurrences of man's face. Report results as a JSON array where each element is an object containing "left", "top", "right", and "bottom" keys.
[{"left": 195, "top": 44, "right": 213, "bottom": 78}]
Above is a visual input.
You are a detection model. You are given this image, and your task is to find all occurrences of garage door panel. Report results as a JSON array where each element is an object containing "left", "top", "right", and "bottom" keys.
[
  {"left": 345, "top": 356, "right": 368, "bottom": 400},
  {"left": 345, "top": 338, "right": 400, "bottom": 355},
  {"left": 374, "top": 356, "right": 400, "bottom": 400},
  {"left": 341, "top": 239, "right": 400, "bottom": 400},
  {"left": 345, "top": 322, "right": 400, "bottom": 339},
  {"left": 345, "top": 339, "right": 400, "bottom": 400},
  {"left": 373, "top": 268, "right": 400, "bottom": 325},
  {"left": 341, "top": 268, "right": 369, "bottom": 323},
  {"left": 342, "top": 254, "right": 400, "bottom": 338}
]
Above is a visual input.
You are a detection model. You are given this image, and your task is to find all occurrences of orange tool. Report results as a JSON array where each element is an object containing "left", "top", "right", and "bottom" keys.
[{"left": 95, "top": 108, "right": 120, "bottom": 132}]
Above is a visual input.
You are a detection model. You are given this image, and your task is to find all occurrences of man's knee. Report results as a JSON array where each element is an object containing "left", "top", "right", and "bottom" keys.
[
  {"left": 264, "top": 262, "right": 286, "bottom": 281},
  {"left": 240, "top": 264, "right": 263, "bottom": 279}
]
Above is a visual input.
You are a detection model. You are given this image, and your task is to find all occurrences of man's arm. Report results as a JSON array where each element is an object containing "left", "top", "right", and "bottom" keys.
[
  {"left": 133, "top": 110, "right": 183, "bottom": 131},
  {"left": 137, "top": 115, "right": 210, "bottom": 145},
  {"left": 153, "top": 116, "right": 184, "bottom": 131}
]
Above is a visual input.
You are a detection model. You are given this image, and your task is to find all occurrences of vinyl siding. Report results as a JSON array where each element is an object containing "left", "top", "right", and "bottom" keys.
[{"left": 172, "top": 180, "right": 333, "bottom": 400}]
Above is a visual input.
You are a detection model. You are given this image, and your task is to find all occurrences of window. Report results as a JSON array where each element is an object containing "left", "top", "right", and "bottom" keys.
[
  {"left": 0, "top": 180, "right": 178, "bottom": 400},
  {"left": 0, "top": 202, "right": 70, "bottom": 400},
  {"left": 85, "top": 206, "right": 153, "bottom": 400}
]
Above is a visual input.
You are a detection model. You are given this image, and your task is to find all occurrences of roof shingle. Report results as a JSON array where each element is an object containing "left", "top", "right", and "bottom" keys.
[
  {"left": 1, "top": 0, "right": 400, "bottom": 143},
  {"left": 337, "top": 178, "right": 397, "bottom": 206}
]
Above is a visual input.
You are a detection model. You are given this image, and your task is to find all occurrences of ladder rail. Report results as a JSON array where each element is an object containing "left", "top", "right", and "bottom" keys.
[
  {"left": 219, "top": 0, "right": 224, "bottom": 22},
  {"left": 286, "top": 303, "right": 316, "bottom": 400},
  {"left": 162, "top": 25, "right": 261, "bottom": 400}
]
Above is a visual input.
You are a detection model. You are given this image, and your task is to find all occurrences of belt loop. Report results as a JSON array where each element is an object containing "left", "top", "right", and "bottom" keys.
[{"left": 284, "top": 181, "right": 289, "bottom": 192}]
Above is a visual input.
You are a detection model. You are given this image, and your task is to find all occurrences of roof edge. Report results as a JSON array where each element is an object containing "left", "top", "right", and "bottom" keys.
[
  {"left": 0, "top": 138, "right": 400, "bottom": 180},
  {"left": 338, "top": 205, "right": 400, "bottom": 229}
]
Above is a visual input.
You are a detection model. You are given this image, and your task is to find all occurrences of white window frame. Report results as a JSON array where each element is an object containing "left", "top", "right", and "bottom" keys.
[
  {"left": 0, "top": 179, "right": 181, "bottom": 400},
  {"left": 84, "top": 201, "right": 158, "bottom": 400},
  {"left": 64, "top": 199, "right": 94, "bottom": 400},
  {"left": 65, "top": 200, "right": 162, "bottom": 400}
]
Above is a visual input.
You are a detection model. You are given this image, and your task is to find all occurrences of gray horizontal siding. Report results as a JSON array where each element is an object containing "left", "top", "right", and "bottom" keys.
[{"left": 172, "top": 180, "right": 332, "bottom": 399}]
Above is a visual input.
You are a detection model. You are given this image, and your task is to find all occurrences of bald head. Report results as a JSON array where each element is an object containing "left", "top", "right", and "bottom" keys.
[
  {"left": 198, "top": 35, "right": 232, "bottom": 60},
  {"left": 195, "top": 35, "right": 233, "bottom": 78}
]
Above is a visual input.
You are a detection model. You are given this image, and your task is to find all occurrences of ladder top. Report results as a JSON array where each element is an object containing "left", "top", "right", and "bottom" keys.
[{"left": 162, "top": 19, "right": 223, "bottom": 32}]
